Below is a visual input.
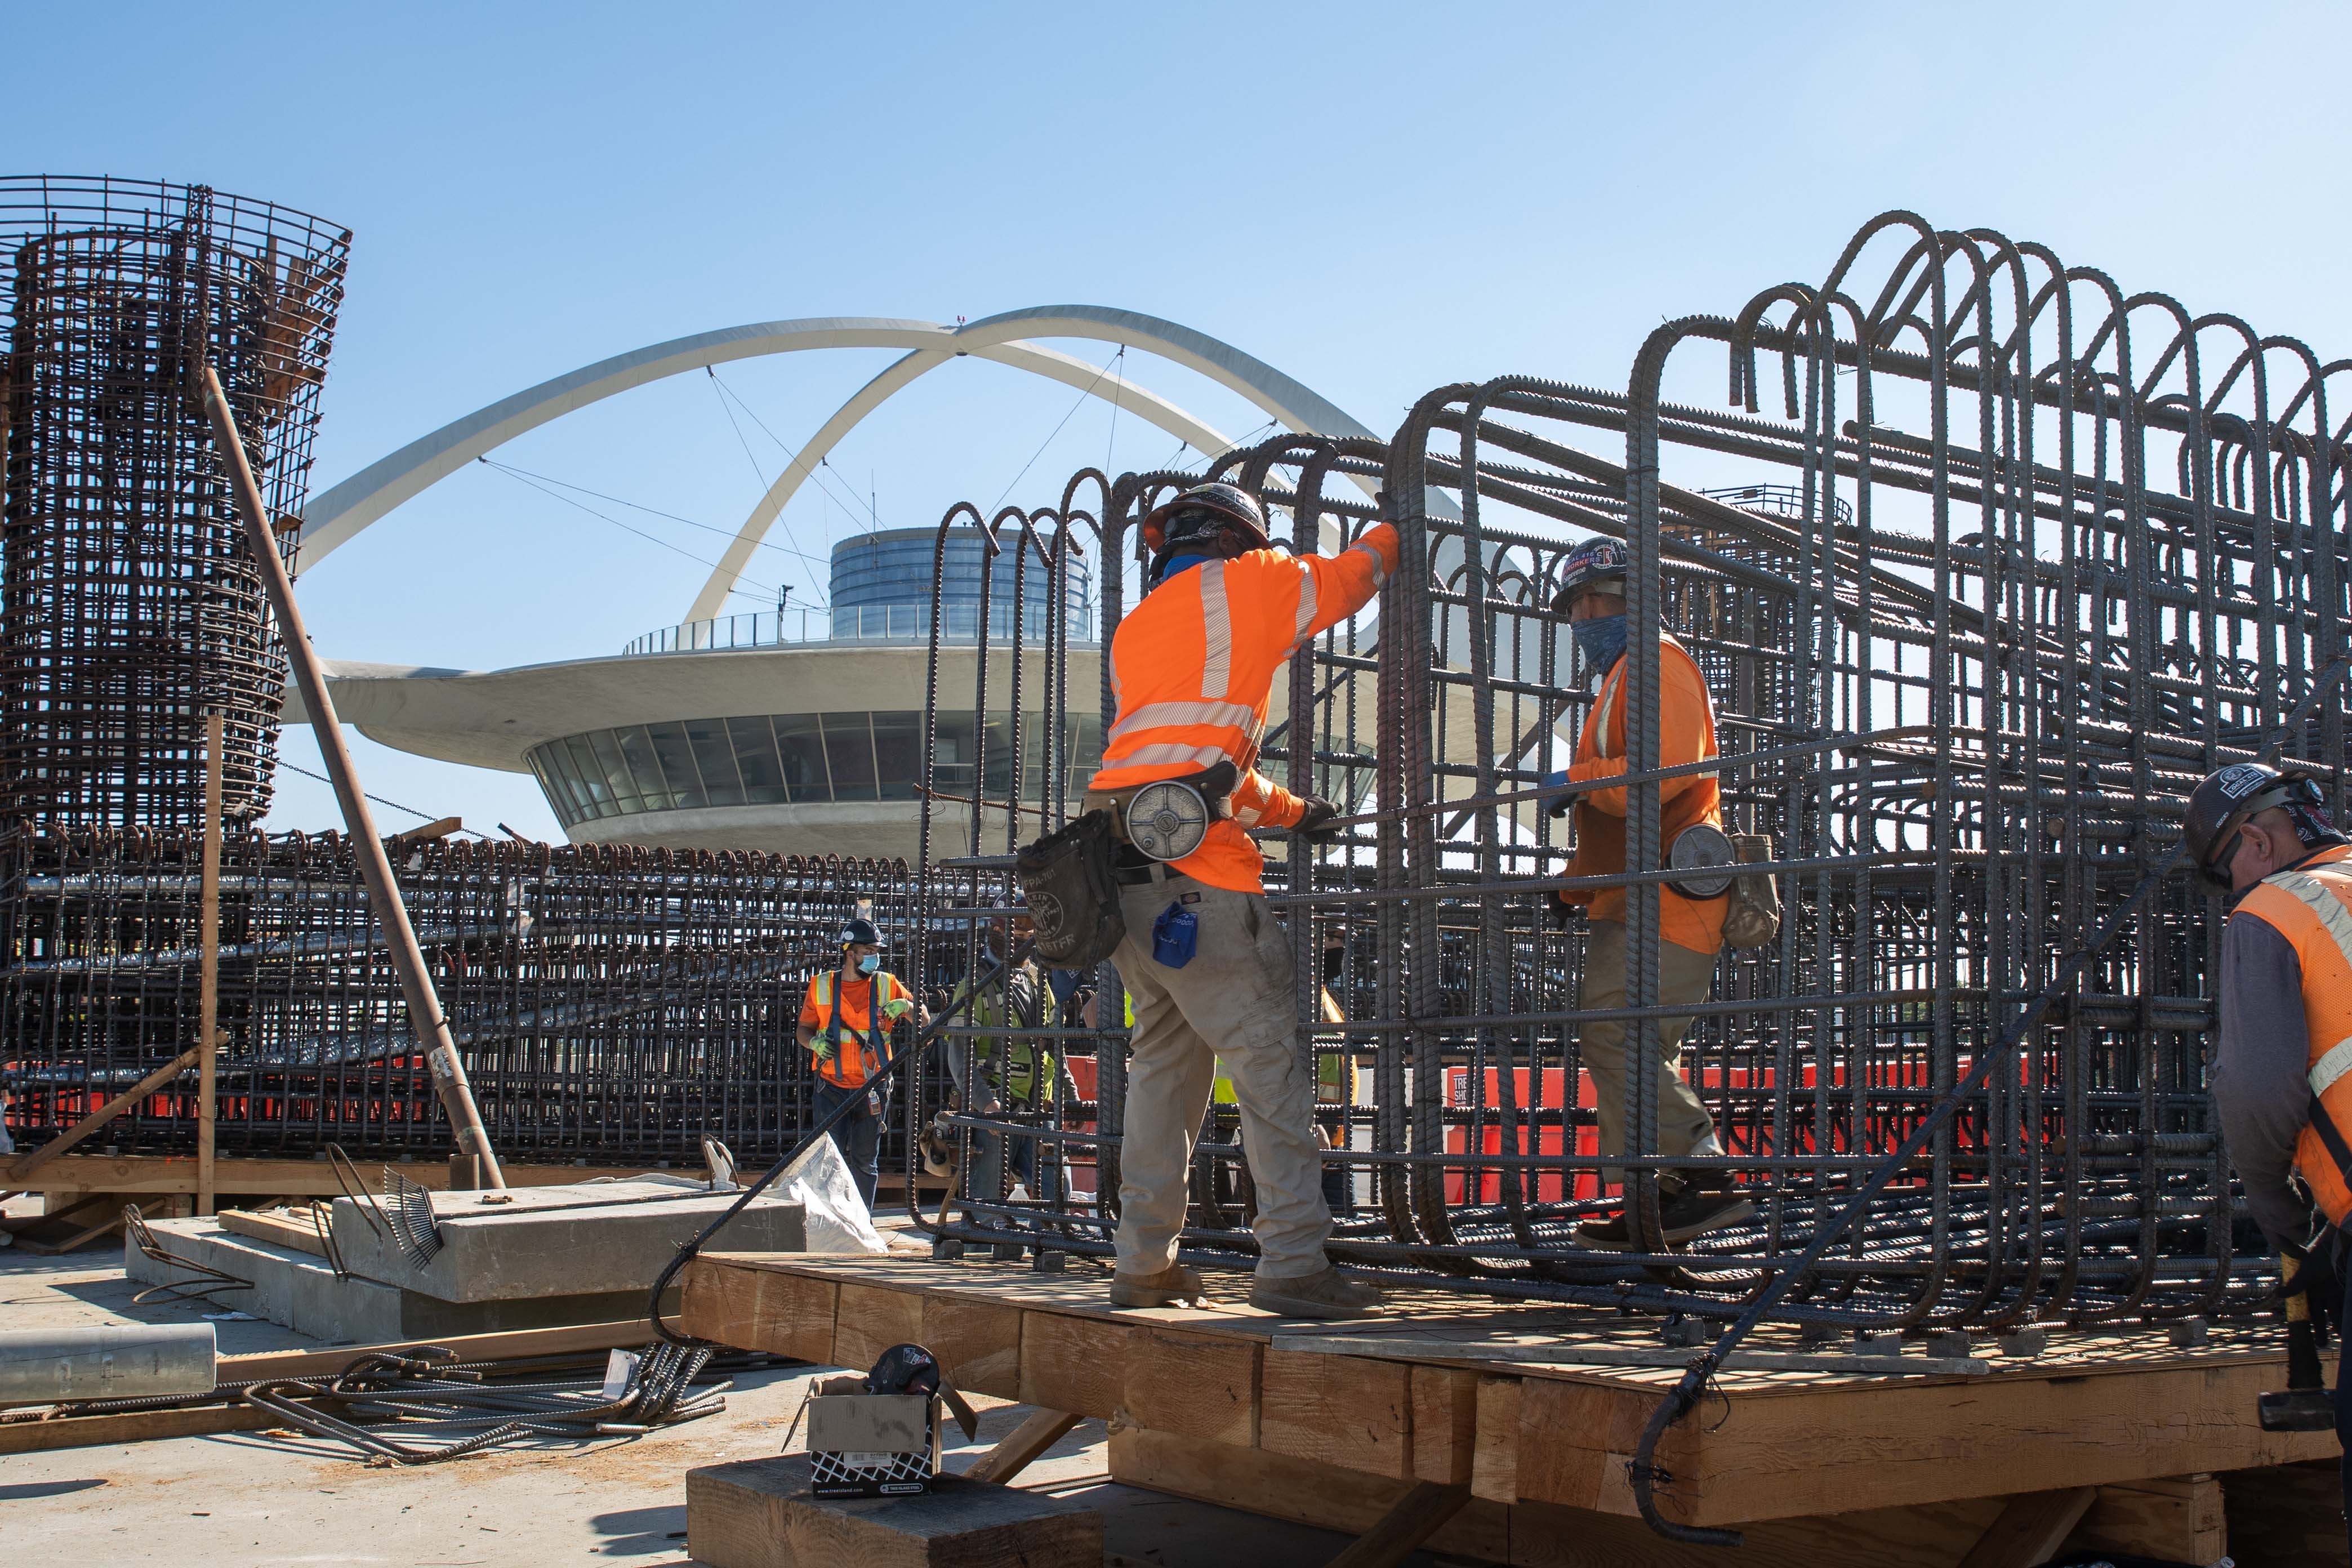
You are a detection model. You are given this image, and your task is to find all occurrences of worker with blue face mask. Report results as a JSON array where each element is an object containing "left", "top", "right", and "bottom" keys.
[
  {"left": 1545, "top": 537, "right": 1754, "bottom": 1250},
  {"left": 798, "top": 916, "right": 928, "bottom": 1209}
]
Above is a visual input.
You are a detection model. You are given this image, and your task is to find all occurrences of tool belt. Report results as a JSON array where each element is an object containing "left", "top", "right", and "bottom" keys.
[
  {"left": 1719, "top": 832, "right": 1781, "bottom": 951},
  {"left": 1015, "top": 809, "right": 1126, "bottom": 969}
]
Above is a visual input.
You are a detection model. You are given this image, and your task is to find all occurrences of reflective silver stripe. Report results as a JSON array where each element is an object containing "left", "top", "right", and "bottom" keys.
[
  {"left": 2267, "top": 867, "right": 2352, "bottom": 978},
  {"left": 1594, "top": 666, "right": 1622, "bottom": 760},
  {"left": 1200, "top": 561, "right": 1232, "bottom": 700},
  {"left": 2314, "top": 1036, "right": 2352, "bottom": 1098},
  {"left": 1108, "top": 644, "right": 1122, "bottom": 703},
  {"left": 1106, "top": 741, "right": 1234, "bottom": 771},
  {"left": 1108, "top": 700, "right": 1264, "bottom": 745},
  {"left": 1232, "top": 801, "right": 1266, "bottom": 827},
  {"left": 1346, "top": 539, "right": 1391, "bottom": 589},
  {"left": 1290, "top": 565, "right": 1319, "bottom": 652}
]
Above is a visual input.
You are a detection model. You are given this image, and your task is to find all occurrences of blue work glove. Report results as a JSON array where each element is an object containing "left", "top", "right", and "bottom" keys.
[{"left": 1544, "top": 768, "right": 1573, "bottom": 819}]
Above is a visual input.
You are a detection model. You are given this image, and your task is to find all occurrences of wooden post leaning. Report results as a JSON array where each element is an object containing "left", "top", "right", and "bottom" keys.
[{"left": 191, "top": 362, "right": 509, "bottom": 1195}]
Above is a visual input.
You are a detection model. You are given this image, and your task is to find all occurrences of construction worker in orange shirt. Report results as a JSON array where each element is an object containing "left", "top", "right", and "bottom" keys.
[
  {"left": 798, "top": 916, "right": 928, "bottom": 1210},
  {"left": 1546, "top": 537, "right": 1753, "bottom": 1248},
  {"left": 1085, "top": 480, "right": 1393, "bottom": 1320}
]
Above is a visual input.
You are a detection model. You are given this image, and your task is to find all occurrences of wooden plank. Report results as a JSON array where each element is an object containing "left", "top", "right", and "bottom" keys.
[
  {"left": 1263, "top": 1344, "right": 1414, "bottom": 1478},
  {"left": 388, "top": 816, "right": 463, "bottom": 846},
  {"left": 10, "top": 1153, "right": 665, "bottom": 1197},
  {"left": 0, "top": 1404, "right": 272, "bottom": 1455},
  {"left": 197, "top": 710, "right": 222, "bottom": 1219},
  {"left": 834, "top": 1282, "right": 926, "bottom": 1374},
  {"left": 1322, "top": 1481, "right": 1472, "bottom": 1568},
  {"left": 681, "top": 1255, "right": 837, "bottom": 1364},
  {"left": 1410, "top": 1365, "right": 1481, "bottom": 1486},
  {"left": 2073, "top": 1473, "right": 2226, "bottom": 1563},
  {"left": 1652, "top": 1355, "right": 2340, "bottom": 1526},
  {"left": 216, "top": 1318, "right": 652, "bottom": 1382},
  {"left": 921, "top": 1292, "right": 1023, "bottom": 1401},
  {"left": 1514, "top": 1377, "right": 1658, "bottom": 1514},
  {"left": 1110, "top": 1422, "right": 2008, "bottom": 1568},
  {"left": 1954, "top": 1487, "right": 2097, "bottom": 1568},
  {"left": 15, "top": 1214, "right": 126, "bottom": 1255},
  {"left": 687, "top": 1455, "right": 1101, "bottom": 1568},
  {"left": 963, "top": 1408, "right": 1082, "bottom": 1485},
  {"left": 1470, "top": 1377, "right": 1519, "bottom": 1504},
  {"left": 1018, "top": 1309, "right": 1128, "bottom": 1418},
  {"left": 1122, "top": 1326, "right": 1259, "bottom": 1446},
  {"left": 215, "top": 1207, "right": 328, "bottom": 1258}
]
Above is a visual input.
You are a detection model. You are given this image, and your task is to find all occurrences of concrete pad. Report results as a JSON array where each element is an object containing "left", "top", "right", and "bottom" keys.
[
  {"left": 124, "top": 1218, "right": 670, "bottom": 1342},
  {"left": 324, "top": 1181, "right": 805, "bottom": 1303}
]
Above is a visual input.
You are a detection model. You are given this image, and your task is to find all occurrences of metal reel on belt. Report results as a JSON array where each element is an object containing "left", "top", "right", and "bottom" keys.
[
  {"left": 1667, "top": 822, "right": 1738, "bottom": 899},
  {"left": 1127, "top": 777, "right": 1211, "bottom": 862}
]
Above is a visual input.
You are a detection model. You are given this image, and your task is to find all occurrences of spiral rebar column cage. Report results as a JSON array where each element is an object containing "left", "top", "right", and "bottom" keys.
[{"left": 0, "top": 176, "right": 350, "bottom": 835}]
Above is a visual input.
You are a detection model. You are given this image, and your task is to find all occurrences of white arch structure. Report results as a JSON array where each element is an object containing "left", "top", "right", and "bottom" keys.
[{"left": 297, "top": 306, "right": 1397, "bottom": 622}]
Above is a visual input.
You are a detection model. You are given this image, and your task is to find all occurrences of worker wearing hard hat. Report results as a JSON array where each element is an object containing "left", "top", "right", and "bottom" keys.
[
  {"left": 1084, "top": 480, "right": 1395, "bottom": 1320},
  {"left": 2189, "top": 759, "right": 2352, "bottom": 1526},
  {"left": 1548, "top": 537, "right": 1752, "bottom": 1248},
  {"left": 799, "top": 916, "right": 927, "bottom": 1210}
]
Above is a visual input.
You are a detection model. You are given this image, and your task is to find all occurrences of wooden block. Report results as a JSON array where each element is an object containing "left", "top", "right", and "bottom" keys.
[
  {"left": 1018, "top": 1310, "right": 1128, "bottom": 1418},
  {"left": 1122, "top": 1327, "right": 1259, "bottom": 1446},
  {"left": 2073, "top": 1473, "right": 2226, "bottom": 1564},
  {"left": 1515, "top": 1377, "right": 1661, "bottom": 1514},
  {"left": 1955, "top": 1487, "right": 2097, "bottom": 1568},
  {"left": 1109, "top": 1421, "right": 2008, "bottom": 1568},
  {"left": 682, "top": 1258, "right": 838, "bottom": 1364},
  {"left": 1262, "top": 1344, "right": 1413, "bottom": 1478},
  {"left": 1471, "top": 1377, "right": 1519, "bottom": 1504},
  {"left": 833, "top": 1283, "right": 925, "bottom": 1374},
  {"left": 687, "top": 1455, "right": 1101, "bottom": 1568},
  {"left": 215, "top": 1206, "right": 328, "bottom": 1257},
  {"left": 920, "top": 1294, "right": 1022, "bottom": 1401},
  {"left": 1411, "top": 1365, "right": 1480, "bottom": 1486}
]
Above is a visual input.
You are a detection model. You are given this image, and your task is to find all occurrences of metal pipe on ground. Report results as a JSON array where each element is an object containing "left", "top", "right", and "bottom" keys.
[
  {"left": 0, "top": 1324, "right": 217, "bottom": 1405},
  {"left": 192, "top": 361, "right": 509, "bottom": 1197}
]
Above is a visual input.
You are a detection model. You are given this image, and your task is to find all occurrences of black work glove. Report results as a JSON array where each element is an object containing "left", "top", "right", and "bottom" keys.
[{"left": 1294, "top": 797, "right": 1343, "bottom": 838}]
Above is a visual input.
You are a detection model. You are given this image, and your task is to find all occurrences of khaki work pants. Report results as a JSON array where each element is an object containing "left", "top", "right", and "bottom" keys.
[
  {"left": 1111, "top": 872, "right": 1330, "bottom": 1281},
  {"left": 1580, "top": 919, "right": 1721, "bottom": 1190}
]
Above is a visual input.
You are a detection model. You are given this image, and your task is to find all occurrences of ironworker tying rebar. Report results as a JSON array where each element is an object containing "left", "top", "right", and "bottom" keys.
[
  {"left": 2193, "top": 760, "right": 2352, "bottom": 1513},
  {"left": 945, "top": 911, "right": 1071, "bottom": 1214},
  {"left": 1545, "top": 537, "right": 1755, "bottom": 1248},
  {"left": 798, "top": 916, "right": 928, "bottom": 1209},
  {"left": 1083, "top": 480, "right": 1393, "bottom": 1318}
]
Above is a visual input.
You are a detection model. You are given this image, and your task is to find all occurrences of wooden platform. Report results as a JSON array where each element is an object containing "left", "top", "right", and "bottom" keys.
[{"left": 681, "top": 1250, "right": 2338, "bottom": 1562}]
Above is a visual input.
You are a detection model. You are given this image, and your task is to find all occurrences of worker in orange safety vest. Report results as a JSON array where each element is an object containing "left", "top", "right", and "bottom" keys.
[
  {"left": 2193, "top": 759, "right": 2352, "bottom": 1530},
  {"left": 1545, "top": 536, "right": 1754, "bottom": 1250},
  {"left": 1085, "top": 480, "right": 1393, "bottom": 1321},
  {"left": 798, "top": 916, "right": 926, "bottom": 1210}
]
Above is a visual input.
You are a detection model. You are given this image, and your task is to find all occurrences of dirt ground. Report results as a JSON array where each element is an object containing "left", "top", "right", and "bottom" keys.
[{"left": 1, "top": 1198, "right": 1442, "bottom": 1567}]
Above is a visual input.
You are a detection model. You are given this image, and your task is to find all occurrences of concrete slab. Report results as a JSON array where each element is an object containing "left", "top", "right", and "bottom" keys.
[
  {"left": 124, "top": 1219, "right": 670, "bottom": 1342},
  {"left": 326, "top": 1181, "right": 805, "bottom": 1302}
]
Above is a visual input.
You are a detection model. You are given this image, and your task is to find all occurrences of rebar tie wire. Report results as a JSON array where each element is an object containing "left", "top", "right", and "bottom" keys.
[{"left": 1631, "top": 653, "right": 2352, "bottom": 1548}]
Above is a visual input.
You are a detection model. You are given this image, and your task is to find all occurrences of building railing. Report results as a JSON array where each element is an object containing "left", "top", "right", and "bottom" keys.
[{"left": 623, "top": 603, "right": 1098, "bottom": 657}]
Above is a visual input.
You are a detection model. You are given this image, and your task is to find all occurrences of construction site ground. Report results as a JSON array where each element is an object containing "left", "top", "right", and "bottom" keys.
[{"left": 0, "top": 1196, "right": 1446, "bottom": 1568}]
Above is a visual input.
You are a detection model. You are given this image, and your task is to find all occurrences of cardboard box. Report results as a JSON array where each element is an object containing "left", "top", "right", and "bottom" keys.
[{"left": 805, "top": 1391, "right": 939, "bottom": 1498}]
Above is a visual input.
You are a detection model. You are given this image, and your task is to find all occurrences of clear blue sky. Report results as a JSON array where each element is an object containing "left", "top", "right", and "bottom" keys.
[{"left": 14, "top": 2, "right": 2349, "bottom": 839}]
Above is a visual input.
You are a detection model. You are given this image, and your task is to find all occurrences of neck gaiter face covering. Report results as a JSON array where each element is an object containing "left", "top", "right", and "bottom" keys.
[{"left": 1571, "top": 613, "right": 1629, "bottom": 679}]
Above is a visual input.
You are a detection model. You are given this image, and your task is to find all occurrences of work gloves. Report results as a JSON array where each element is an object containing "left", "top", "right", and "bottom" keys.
[{"left": 1294, "top": 796, "right": 1343, "bottom": 837}]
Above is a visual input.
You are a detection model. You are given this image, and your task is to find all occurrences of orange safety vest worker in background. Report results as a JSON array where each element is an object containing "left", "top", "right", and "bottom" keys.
[
  {"left": 1086, "top": 486, "right": 1398, "bottom": 893},
  {"left": 1545, "top": 536, "right": 1752, "bottom": 1251},
  {"left": 796, "top": 915, "right": 923, "bottom": 1209},
  {"left": 1086, "top": 482, "right": 1392, "bottom": 1323}
]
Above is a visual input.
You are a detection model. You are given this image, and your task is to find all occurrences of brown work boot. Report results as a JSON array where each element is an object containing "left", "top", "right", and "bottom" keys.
[
  {"left": 1109, "top": 1263, "right": 1205, "bottom": 1308},
  {"left": 1249, "top": 1266, "right": 1386, "bottom": 1320}
]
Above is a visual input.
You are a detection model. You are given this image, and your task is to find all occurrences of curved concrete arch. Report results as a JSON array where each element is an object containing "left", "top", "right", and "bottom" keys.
[{"left": 682, "top": 340, "right": 1233, "bottom": 621}]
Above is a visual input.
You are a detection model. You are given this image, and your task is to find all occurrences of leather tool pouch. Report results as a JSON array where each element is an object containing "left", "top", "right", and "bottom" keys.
[
  {"left": 1720, "top": 832, "right": 1782, "bottom": 951},
  {"left": 1016, "top": 809, "right": 1127, "bottom": 968}
]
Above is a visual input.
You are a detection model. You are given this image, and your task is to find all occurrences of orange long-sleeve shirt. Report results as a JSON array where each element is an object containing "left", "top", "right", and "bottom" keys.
[{"left": 1090, "top": 524, "right": 1399, "bottom": 892}]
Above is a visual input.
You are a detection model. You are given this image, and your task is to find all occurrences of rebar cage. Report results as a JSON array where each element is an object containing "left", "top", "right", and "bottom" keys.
[
  {"left": 913, "top": 210, "right": 2352, "bottom": 1335},
  {"left": 0, "top": 176, "right": 350, "bottom": 835},
  {"left": 1, "top": 831, "right": 929, "bottom": 1167}
]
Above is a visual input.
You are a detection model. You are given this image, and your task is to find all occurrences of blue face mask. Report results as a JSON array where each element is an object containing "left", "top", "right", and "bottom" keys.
[
  {"left": 857, "top": 952, "right": 881, "bottom": 977},
  {"left": 1571, "top": 613, "right": 1629, "bottom": 677}
]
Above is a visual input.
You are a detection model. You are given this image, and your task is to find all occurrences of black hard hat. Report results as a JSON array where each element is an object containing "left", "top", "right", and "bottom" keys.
[
  {"left": 1551, "top": 537, "right": 1630, "bottom": 616},
  {"left": 1142, "top": 482, "right": 1272, "bottom": 561},
  {"left": 2182, "top": 761, "right": 2335, "bottom": 897},
  {"left": 839, "top": 916, "right": 885, "bottom": 948}
]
